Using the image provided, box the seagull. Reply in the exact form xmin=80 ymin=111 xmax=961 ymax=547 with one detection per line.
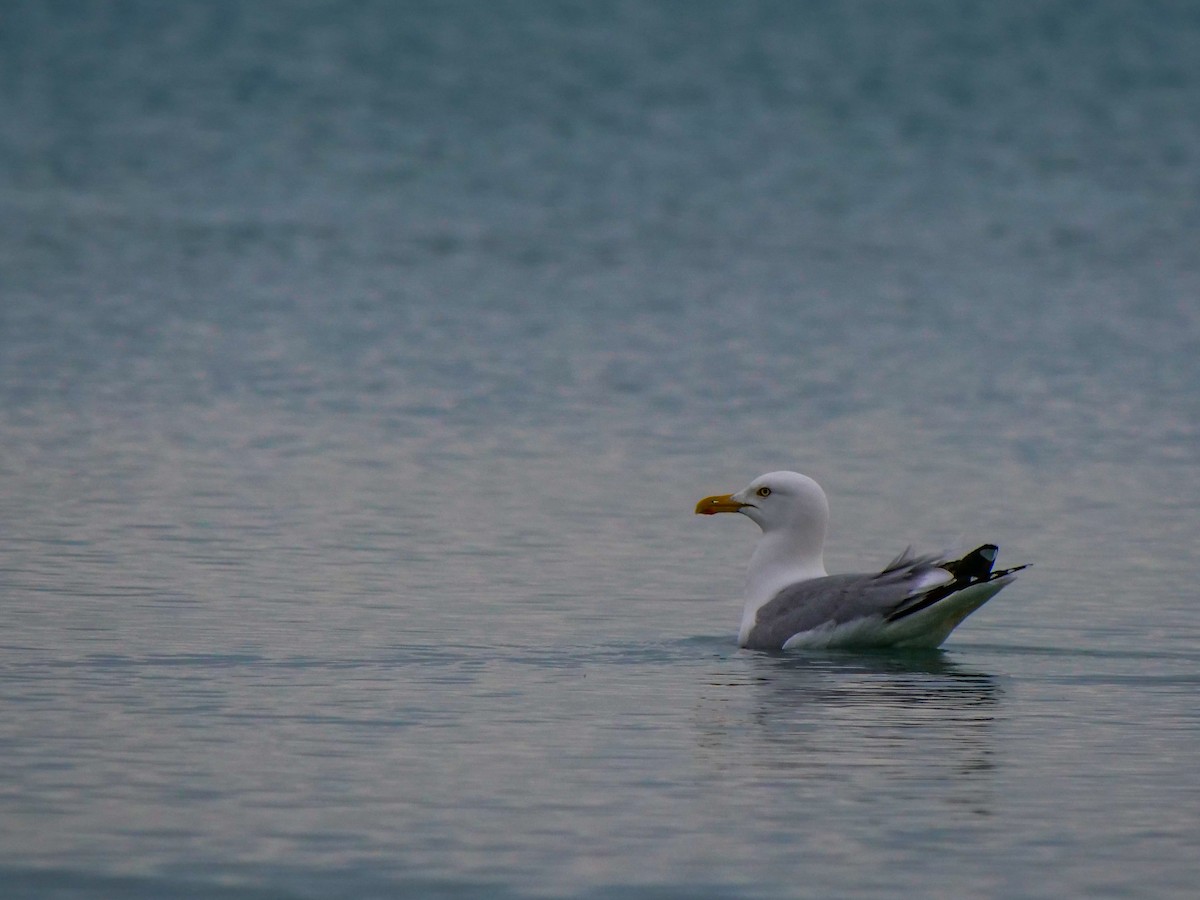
xmin=695 ymin=471 xmax=1026 ymax=650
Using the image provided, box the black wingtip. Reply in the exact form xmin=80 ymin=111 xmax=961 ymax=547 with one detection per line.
xmin=994 ymin=563 xmax=1030 ymax=578
xmin=940 ymin=544 xmax=1000 ymax=583
xmin=884 ymin=547 xmax=1026 ymax=624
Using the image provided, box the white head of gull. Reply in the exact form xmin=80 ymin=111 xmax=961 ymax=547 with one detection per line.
xmin=696 ymin=470 xmax=1026 ymax=651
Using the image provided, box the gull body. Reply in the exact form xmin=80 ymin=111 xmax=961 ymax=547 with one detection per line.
xmin=696 ymin=471 xmax=1026 ymax=651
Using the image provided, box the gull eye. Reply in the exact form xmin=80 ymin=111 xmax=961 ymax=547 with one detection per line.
xmin=756 ymin=486 xmax=771 ymax=498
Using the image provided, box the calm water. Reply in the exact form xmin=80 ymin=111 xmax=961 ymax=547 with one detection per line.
xmin=3 ymin=2 xmax=1199 ymax=897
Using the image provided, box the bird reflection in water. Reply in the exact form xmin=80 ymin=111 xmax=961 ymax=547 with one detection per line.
xmin=693 ymin=650 xmax=1001 ymax=817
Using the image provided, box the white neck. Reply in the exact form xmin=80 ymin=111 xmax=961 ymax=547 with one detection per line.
xmin=737 ymin=531 xmax=827 ymax=643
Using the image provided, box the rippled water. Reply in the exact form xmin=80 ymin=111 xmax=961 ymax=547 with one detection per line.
xmin=2 ymin=2 xmax=1199 ymax=897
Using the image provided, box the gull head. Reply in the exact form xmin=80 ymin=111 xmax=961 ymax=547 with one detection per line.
xmin=695 ymin=469 xmax=832 ymax=589
xmin=696 ymin=470 xmax=829 ymax=534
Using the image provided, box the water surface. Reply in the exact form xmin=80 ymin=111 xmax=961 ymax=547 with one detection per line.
xmin=2 ymin=2 xmax=1199 ymax=897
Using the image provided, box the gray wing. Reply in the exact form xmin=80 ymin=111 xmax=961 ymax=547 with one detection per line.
xmin=744 ymin=554 xmax=951 ymax=651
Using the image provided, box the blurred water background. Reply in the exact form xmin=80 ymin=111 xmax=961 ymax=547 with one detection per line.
xmin=2 ymin=2 xmax=1199 ymax=897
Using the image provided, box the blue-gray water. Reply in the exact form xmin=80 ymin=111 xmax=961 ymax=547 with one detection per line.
xmin=3 ymin=2 xmax=1199 ymax=897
